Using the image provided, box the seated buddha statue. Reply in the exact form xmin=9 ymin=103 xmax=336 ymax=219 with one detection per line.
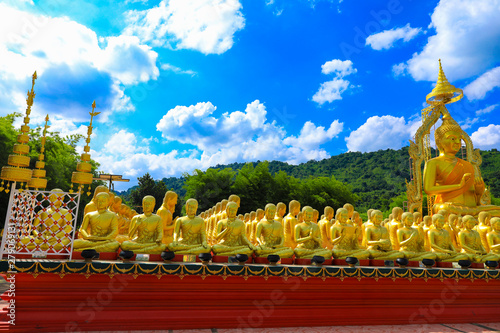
xmin=386 ymin=207 xmax=403 ymax=250
xmin=121 ymin=196 xmax=166 ymax=254
xmin=397 ymin=212 xmax=436 ymax=261
xmin=246 ymin=211 xmax=256 ymax=239
xmin=361 ymin=208 xmax=374 ymax=248
xmin=20 ymin=189 xmax=73 ymax=251
xmin=352 ymin=211 xmax=364 ymax=244
xmin=330 ymin=208 xmax=370 ymax=259
xmin=423 ymin=114 xmax=500 ymax=217
xmin=283 ymin=200 xmax=300 ymax=249
xmin=73 ymin=192 xmax=120 ymax=252
xmin=458 ymin=215 xmax=498 ymax=263
xmin=422 ymin=215 xmax=433 ymax=251
xmin=312 ymin=209 xmax=319 ymax=224
xmin=365 ymin=210 xmax=404 ymax=260
xmin=343 ymin=203 xmax=354 ymax=225
xmin=254 ymin=203 xmax=293 ymax=258
xmin=294 ymin=206 xmax=332 ymax=259
xmin=168 ymin=198 xmax=211 ymax=255
xmin=318 ymin=206 xmax=334 ymax=250
xmin=156 ymin=191 xmax=177 ymax=245
xmin=250 ymin=208 xmax=265 ymax=245
xmin=212 ymin=202 xmax=256 ymax=255
xmin=84 ymin=185 xmax=109 ymax=216
xmin=475 ymin=211 xmax=492 ymax=252
xmin=274 ymin=202 xmax=286 ymax=225
xmin=110 ymin=196 xmax=122 ymax=214
xmin=208 ymin=202 xmax=221 ymax=245
xmin=486 ymin=217 xmax=500 ymax=260
xmin=429 ymin=214 xmax=468 ymax=262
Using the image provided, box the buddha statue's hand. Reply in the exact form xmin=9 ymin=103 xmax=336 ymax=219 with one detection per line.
xmin=459 ymin=173 xmax=472 ymax=188
xmin=202 ymin=241 xmax=208 ymax=248
xmin=474 ymin=177 xmax=485 ymax=194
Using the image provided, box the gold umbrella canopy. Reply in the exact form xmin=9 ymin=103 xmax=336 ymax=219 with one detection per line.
xmin=426 ymin=59 xmax=463 ymax=105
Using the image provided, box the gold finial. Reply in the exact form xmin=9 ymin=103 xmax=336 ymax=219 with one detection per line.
xmin=71 ymin=101 xmax=98 ymax=195
xmin=426 ymin=59 xmax=463 ymax=105
xmin=28 ymin=114 xmax=50 ymax=189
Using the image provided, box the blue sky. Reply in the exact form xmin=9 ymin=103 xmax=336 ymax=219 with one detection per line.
xmin=0 ymin=0 xmax=499 ymax=190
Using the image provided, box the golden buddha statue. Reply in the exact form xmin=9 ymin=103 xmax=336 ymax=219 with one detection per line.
xmin=397 ymin=212 xmax=437 ymax=261
xmin=168 ymin=198 xmax=211 ymax=255
xmin=365 ymin=210 xmax=404 ymax=260
xmin=297 ymin=211 xmax=304 ymax=223
xmin=212 ymin=202 xmax=256 ymax=255
xmin=20 ymin=189 xmax=73 ymax=251
xmin=318 ymin=206 xmax=334 ymax=250
xmin=254 ymin=203 xmax=294 ymax=258
xmin=458 ymin=215 xmax=498 ymax=263
xmin=422 ymin=215 xmax=433 ymax=251
xmin=330 ymin=208 xmax=370 ymax=259
xmin=73 ymin=192 xmax=120 ymax=252
xmin=429 ymin=214 xmax=468 ymax=262
xmin=312 ymin=209 xmax=319 ymax=224
xmin=246 ymin=211 xmax=256 ymax=239
xmin=250 ymin=208 xmax=264 ymax=245
xmin=110 ymin=196 xmax=122 ymax=214
xmin=218 ymin=199 xmax=229 ymax=221
xmin=121 ymin=196 xmax=166 ymax=254
xmin=486 ymin=218 xmax=500 ymax=259
xmin=283 ymin=200 xmax=300 ymax=248
xmin=352 ymin=211 xmax=364 ymax=244
xmin=294 ymin=206 xmax=332 ymax=259
xmin=386 ymin=207 xmax=403 ymax=250
xmin=209 ymin=202 xmax=222 ymax=244
xmin=228 ymin=194 xmax=241 ymax=208
xmin=275 ymin=202 xmax=286 ymax=225
xmin=84 ymin=185 xmax=109 ymax=216
xmin=107 ymin=192 xmax=115 ymax=209
xmin=361 ymin=208 xmax=374 ymax=248
xmin=475 ymin=211 xmax=492 ymax=252
xmin=343 ymin=203 xmax=354 ymax=225
xmin=157 ymin=191 xmax=177 ymax=245
xmin=116 ymin=203 xmax=131 ymax=239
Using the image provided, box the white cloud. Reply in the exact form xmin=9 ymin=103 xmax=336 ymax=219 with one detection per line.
xmin=345 ymin=115 xmax=420 ymax=152
xmin=470 ymin=124 xmax=500 ymax=150
xmin=0 ymin=3 xmax=158 ymax=125
xmin=124 ymin=0 xmax=245 ymax=55
xmin=395 ymin=0 xmax=500 ymax=81
xmin=161 ymin=63 xmax=197 ymax=76
xmin=464 ymin=67 xmax=500 ymax=101
xmin=366 ymin=24 xmax=422 ymax=51
xmin=475 ymin=104 xmax=498 ymax=116
xmin=313 ymin=59 xmax=357 ymax=105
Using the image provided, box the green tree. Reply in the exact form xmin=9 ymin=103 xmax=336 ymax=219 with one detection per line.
xmin=129 ymin=173 xmax=168 ymax=213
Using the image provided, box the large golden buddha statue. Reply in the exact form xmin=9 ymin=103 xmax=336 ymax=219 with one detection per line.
xmin=73 ymin=192 xmax=120 ymax=252
xmin=168 ymin=199 xmax=211 ymax=255
xmin=121 ymin=196 xmax=166 ymax=254
xmin=408 ymin=60 xmax=500 ymax=217
xmin=254 ymin=203 xmax=293 ymax=258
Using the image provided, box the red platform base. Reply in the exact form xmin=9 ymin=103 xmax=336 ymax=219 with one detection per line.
xmin=72 ymin=252 xmax=118 ymax=260
xmin=212 ymin=255 xmax=253 ymax=264
xmin=437 ymin=262 xmax=454 ymax=268
xmin=295 ymin=258 xmax=332 ymax=265
xmin=253 ymin=257 xmax=294 ymax=265
xmin=370 ymin=259 xmax=393 ymax=266
xmin=332 ymin=259 xmax=370 ymax=266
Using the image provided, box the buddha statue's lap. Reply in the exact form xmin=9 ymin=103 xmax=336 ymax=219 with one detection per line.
xmin=73 ymin=192 xmax=120 ymax=252
xmin=331 ymin=208 xmax=370 ymax=259
xmin=294 ymin=206 xmax=331 ymax=259
xmin=212 ymin=202 xmax=256 ymax=256
xmin=168 ymin=198 xmax=211 ymax=255
xmin=254 ymin=204 xmax=293 ymax=258
xmin=121 ymin=195 xmax=166 ymax=254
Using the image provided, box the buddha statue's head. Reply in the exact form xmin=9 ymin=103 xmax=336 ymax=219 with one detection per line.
xmin=92 ymin=185 xmax=109 ymax=201
xmin=49 ymin=188 xmax=64 ymax=208
xmin=276 ymin=202 xmax=286 ymax=217
xmin=112 ymin=196 xmax=122 ymax=211
xmin=244 ymin=213 xmax=250 ymax=222
xmin=336 ymin=208 xmax=348 ymax=223
xmin=392 ymin=207 xmax=403 ymax=220
xmin=437 ymin=209 xmax=450 ymax=222
xmin=423 ymin=215 xmax=432 ymax=226
xmin=312 ymin=209 xmax=319 ymax=223
xmin=120 ymin=203 xmax=128 ymax=216
xmin=343 ymin=203 xmax=354 ymax=218
xmin=491 ymin=217 xmax=500 ymax=232
xmin=221 ymin=199 xmax=228 ymax=210
xmin=462 ymin=215 xmax=477 ymax=230
xmin=163 ymin=191 xmax=177 ymax=209
xmin=142 ymin=195 xmax=156 ymax=215
xmin=449 ymin=214 xmax=458 ymax=227
xmin=256 ymin=208 xmax=264 ymax=220
xmin=228 ymin=194 xmax=240 ymax=208
xmin=402 ymin=212 xmax=413 ymax=227
xmin=265 ymin=203 xmax=276 ymax=220
xmin=413 ymin=211 xmax=422 ymax=224
xmin=185 ymin=198 xmax=198 ymax=218
xmin=297 ymin=212 xmax=304 ymax=223
xmin=478 ymin=211 xmax=491 ymax=225
xmin=289 ymin=200 xmax=300 ymax=216
xmin=324 ymin=206 xmax=334 ymax=221
xmin=130 ymin=210 xmax=138 ymax=219
xmin=226 ymin=201 xmax=238 ymax=219
xmin=367 ymin=209 xmax=373 ymax=220
xmin=371 ymin=210 xmax=383 ymax=225
xmin=432 ymin=214 xmax=445 ymax=230
xmin=302 ymin=206 xmax=313 ymax=223
xmin=435 ymin=114 xmax=464 ymax=155
xmin=95 ymin=192 xmax=110 ymax=212
xmin=353 ymin=211 xmax=360 ymax=224
xmin=238 ymin=214 xmax=244 ymax=220
xmin=250 ymin=211 xmax=256 ymax=221
xmin=215 ymin=202 xmax=222 ymax=214
xmin=107 ymin=192 xmax=115 ymax=208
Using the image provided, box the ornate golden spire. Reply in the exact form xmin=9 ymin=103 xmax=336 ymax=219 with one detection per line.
xmin=426 ymin=59 xmax=463 ymax=105
xmin=28 ymin=115 xmax=49 ymax=190
xmin=0 ymin=72 xmax=37 ymax=193
xmin=71 ymin=101 xmax=99 ymax=195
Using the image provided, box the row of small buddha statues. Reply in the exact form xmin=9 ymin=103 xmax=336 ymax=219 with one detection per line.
xmin=63 ymin=185 xmax=500 ymax=264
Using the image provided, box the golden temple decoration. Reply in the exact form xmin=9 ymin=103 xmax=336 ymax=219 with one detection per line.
xmin=71 ymin=101 xmax=99 ymax=195
xmin=28 ymin=115 xmax=49 ymax=190
xmin=0 ymin=71 xmax=37 ymax=193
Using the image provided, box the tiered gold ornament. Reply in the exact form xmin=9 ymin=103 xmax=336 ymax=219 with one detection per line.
xmin=425 ymin=59 xmax=463 ymax=105
xmin=28 ymin=115 xmax=50 ymax=190
xmin=71 ymin=101 xmax=99 ymax=195
xmin=0 ymin=72 xmax=37 ymax=193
